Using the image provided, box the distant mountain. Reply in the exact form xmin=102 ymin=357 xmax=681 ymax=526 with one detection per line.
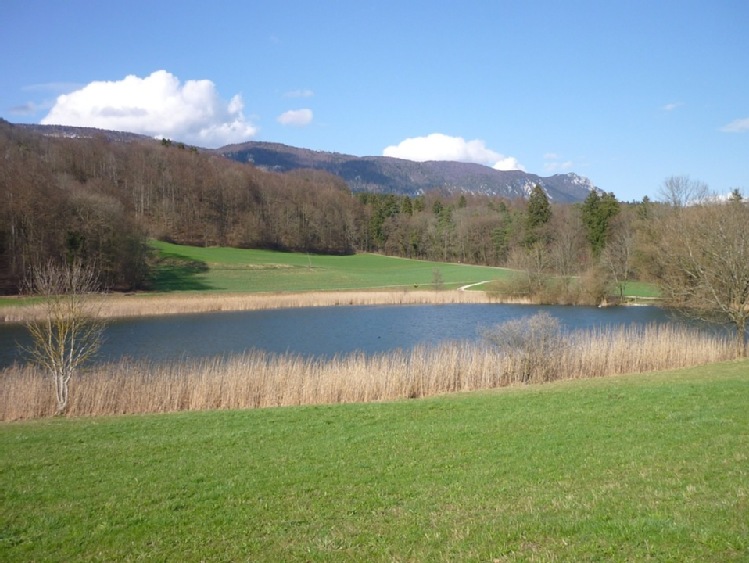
xmin=215 ymin=141 xmax=599 ymax=202
xmin=16 ymin=123 xmax=154 ymax=144
xmin=14 ymin=123 xmax=598 ymax=202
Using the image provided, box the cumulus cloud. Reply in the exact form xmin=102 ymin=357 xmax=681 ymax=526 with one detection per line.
xmin=277 ymin=108 xmax=313 ymax=127
xmin=492 ymin=156 xmax=526 ymax=171
xmin=382 ymin=133 xmax=525 ymax=171
xmin=720 ymin=117 xmax=749 ymax=133
xmin=40 ymin=70 xmax=257 ymax=147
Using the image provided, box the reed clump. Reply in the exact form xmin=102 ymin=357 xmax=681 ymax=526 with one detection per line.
xmin=0 ymin=323 xmax=736 ymax=421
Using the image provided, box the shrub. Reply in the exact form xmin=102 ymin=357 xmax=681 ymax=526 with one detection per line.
xmin=480 ymin=311 xmax=567 ymax=382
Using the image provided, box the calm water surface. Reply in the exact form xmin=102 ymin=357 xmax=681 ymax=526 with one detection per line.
xmin=0 ymin=303 xmax=713 ymax=368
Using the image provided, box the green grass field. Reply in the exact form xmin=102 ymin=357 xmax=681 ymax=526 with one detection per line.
xmin=622 ymin=280 xmax=661 ymax=298
xmin=2 ymin=360 xmax=746 ymax=561
xmin=0 ymin=242 xmax=659 ymax=306
xmin=148 ymin=240 xmax=515 ymax=292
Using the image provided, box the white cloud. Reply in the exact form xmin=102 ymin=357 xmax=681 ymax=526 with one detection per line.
xmin=720 ymin=117 xmax=749 ymax=133
xmin=382 ymin=133 xmax=525 ymax=171
xmin=277 ymin=108 xmax=313 ymax=126
xmin=662 ymin=102 xmax=683 ymax=111
xmin=493 ymin=157 xmax=526 ymax=171
xmin=40 ymin=70 xmax=257 ymax=148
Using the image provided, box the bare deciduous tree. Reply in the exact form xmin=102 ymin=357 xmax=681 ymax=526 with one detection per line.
xmin=644 ymin=195 xmax=749 ymax=357
xmin=601 ymin=211 xmax=636 ymax=300
xmin=659 ymin=175 xmax=709 ymax=208
xmin=23 ymin=260 xmax=106 ymax=415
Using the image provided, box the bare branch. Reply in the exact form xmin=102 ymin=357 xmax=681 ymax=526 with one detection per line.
xmin=658 ymin=175 xmax=709 ymax=208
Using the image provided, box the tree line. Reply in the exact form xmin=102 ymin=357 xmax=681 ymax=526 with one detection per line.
xmin=2 ymin=119 xmax=747 ymax=356
xmin=1 ymin=121 xmax=357 ymax=292
xmin=4 ymin=120 xmax=622 ymax=292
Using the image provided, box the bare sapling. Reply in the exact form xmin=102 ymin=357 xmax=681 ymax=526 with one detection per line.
xmin=22 ymin=259 xmax=106 ymax=415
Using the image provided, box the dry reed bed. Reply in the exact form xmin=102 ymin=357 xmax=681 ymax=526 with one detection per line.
xmin=1 ymin=290 xmax=521 ymax=323
xmin=0 ymin=324 xmax=735 ymax=420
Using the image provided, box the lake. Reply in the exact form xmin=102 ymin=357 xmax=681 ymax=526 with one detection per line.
xmin=0 ymin=303 xmax=720 ymax=368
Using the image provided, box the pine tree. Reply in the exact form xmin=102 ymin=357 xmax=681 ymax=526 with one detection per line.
xmin=525 ymin=184 xmax=552 ymax=246
xmin=581 ymin=190 xmax=619 ymax=256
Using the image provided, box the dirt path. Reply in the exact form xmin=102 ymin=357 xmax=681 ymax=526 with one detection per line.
xmin=458 ymin=281 xmax=490 ymax=291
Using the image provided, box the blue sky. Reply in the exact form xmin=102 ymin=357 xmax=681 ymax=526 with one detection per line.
xmin=2 ymin=0 xmax=747 ymax=201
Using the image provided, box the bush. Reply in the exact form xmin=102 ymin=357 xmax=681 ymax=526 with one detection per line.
xmin=579 ymin=264 xmax=613 ymax=306
xmin=480 ymin=311 xmax=568 ymax=382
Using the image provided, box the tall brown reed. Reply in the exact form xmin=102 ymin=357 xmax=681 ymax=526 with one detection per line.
xmin=1 ymin=290 xmax=520 ymax=323
xmin=0 ymin=324 xmax=736 ymax=421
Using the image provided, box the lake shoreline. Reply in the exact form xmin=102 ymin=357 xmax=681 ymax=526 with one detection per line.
xmin=1 ymin=289 xmax=536 ymax=323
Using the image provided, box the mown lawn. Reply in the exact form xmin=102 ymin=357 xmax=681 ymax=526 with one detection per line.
xmin=2 ymin=360 xmax=747 ymax=561
xmin=148 ymin=240 xmax=515 ymax=292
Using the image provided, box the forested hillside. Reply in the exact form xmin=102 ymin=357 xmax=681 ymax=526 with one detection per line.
xmin=0 ymin=121 xmax=357 ymax=292
xmin=1 ymin=120 xmax=637 ymax=296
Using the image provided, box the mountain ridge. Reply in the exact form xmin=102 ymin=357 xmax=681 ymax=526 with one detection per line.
xmin=14 ymin=123 xmax=598 ymax=202
xmin=215 ymin=141 xmax=598 ymax=202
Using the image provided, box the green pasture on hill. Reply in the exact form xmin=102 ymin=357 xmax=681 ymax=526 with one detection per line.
xmin=0 ymin=241 xmax=660 ymax=306
xmin=148 ymin=241 xmax=662 ymax=297
xmin=2 ymin=360 xmax=747 ymax=561
xmin=148 ymin=240 xmax=515 ymax=292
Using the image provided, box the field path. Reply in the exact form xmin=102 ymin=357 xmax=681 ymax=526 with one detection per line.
xmin=458 ymin=281 xmax=490 ymax=291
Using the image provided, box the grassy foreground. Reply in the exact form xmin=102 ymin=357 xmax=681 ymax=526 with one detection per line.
xmin=2 ymin=361 xmax=747 ymax=561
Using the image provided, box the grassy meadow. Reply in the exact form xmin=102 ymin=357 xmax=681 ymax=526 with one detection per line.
xmin=0 ymin=241 xmax=519 ymax=320
xmin=0 ymin=240 xmax=661 ymax=320
xmin=147 ymin=240 xmax=515 ymax=293
xmin=2 ymin=360 xmax=747 ymax=561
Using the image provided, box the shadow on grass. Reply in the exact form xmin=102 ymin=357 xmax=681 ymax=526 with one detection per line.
xmin=147 ymin=254 xmax=213 ymax=291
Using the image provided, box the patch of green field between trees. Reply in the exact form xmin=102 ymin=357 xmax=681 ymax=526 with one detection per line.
xmin=1 ymin=360 xmax=747 ymax=561
xmin=0 ymin=241 xmax=660 ymax=306
xmin=147 ymin=241 xmax=661 ymax=298
xmin=147 ymin=240 xmax=516 ymax=292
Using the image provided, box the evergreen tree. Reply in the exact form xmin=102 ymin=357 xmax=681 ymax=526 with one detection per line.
xmin=525 ymin=184 xmax=552 ymax=246
xmin=581 ymin=190 xmax=620 ymax=256
xmin=401 ymin=195 xmax=413 ymax=216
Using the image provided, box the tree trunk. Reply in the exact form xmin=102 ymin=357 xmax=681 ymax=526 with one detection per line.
xmin=737 ymin=320 xmax=747 ymax=358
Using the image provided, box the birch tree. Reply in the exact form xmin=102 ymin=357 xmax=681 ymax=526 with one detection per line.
xmin=23 ymin=260 xmax=105 ymax=415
